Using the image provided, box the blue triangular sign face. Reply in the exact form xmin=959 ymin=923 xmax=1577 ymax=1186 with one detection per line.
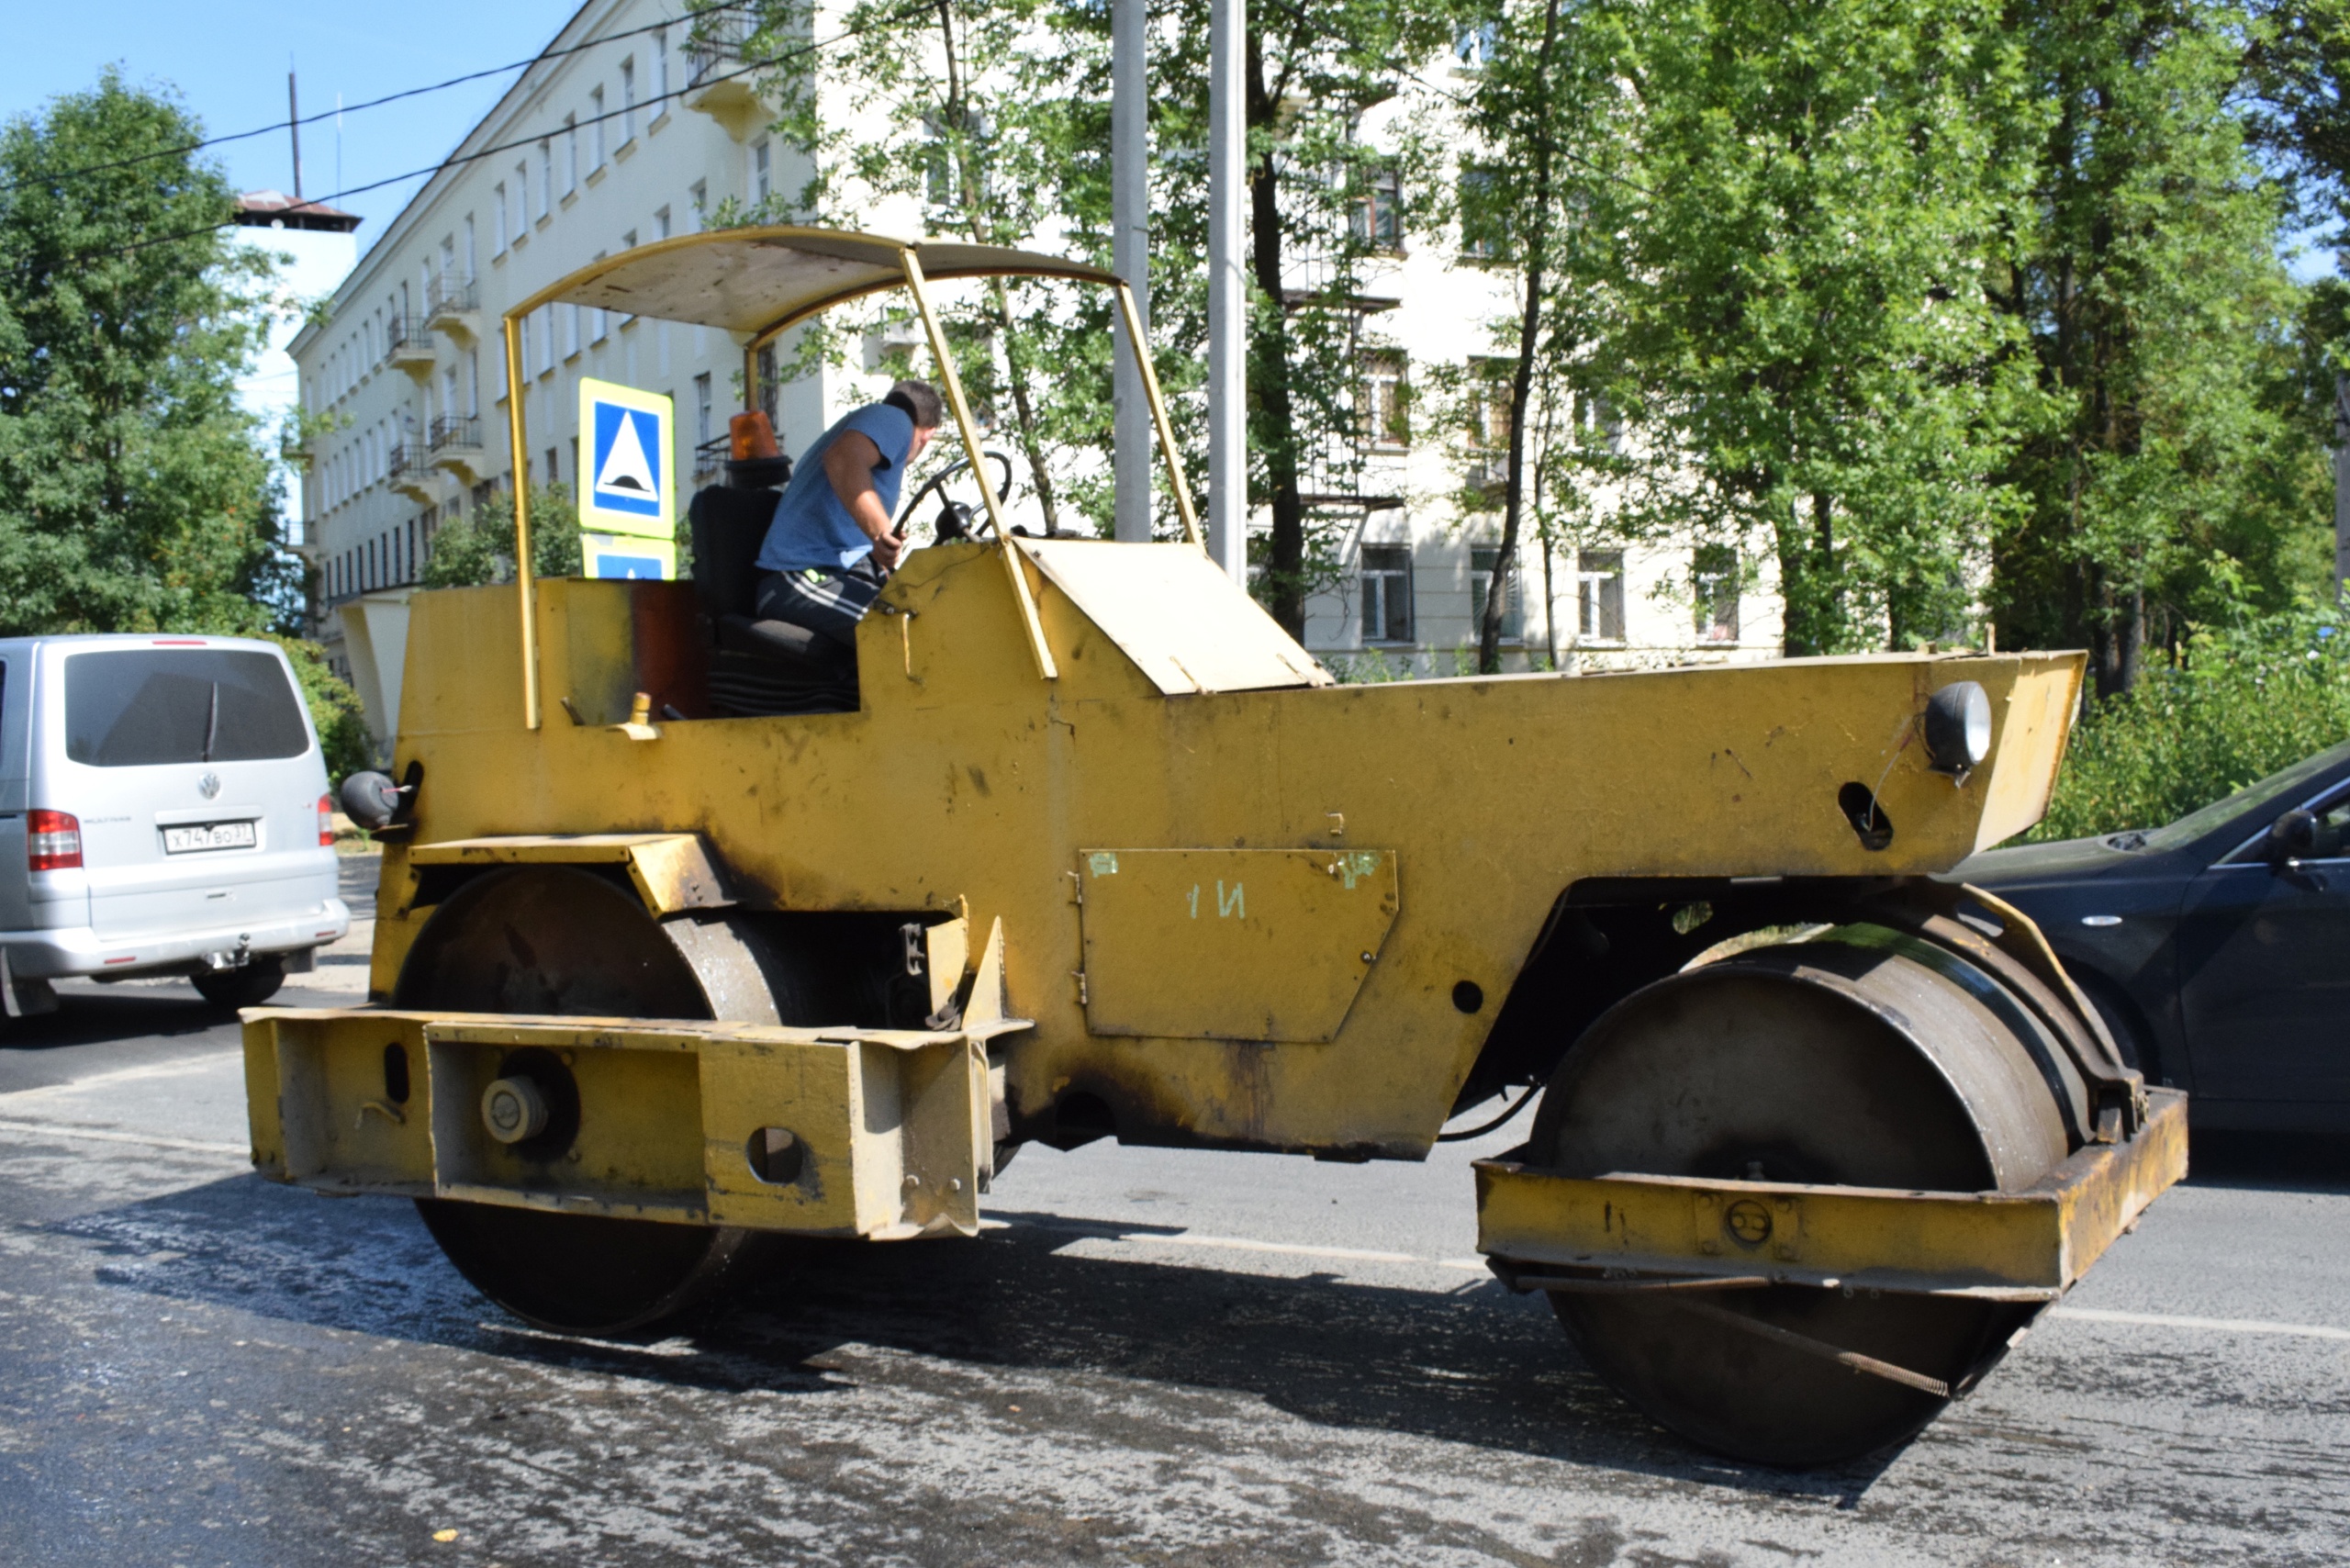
xmin=591 ymin=403 xmax=663 ymax=517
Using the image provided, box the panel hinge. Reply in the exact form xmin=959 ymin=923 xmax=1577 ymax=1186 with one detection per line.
xmin=1072 ymin=969 xmax=1089 ymax=1005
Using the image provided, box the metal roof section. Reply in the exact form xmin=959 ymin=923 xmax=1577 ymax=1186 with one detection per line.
xmin=235 ymin=191 xmax=363 ymax=233
xmin=514 ymin=227 xmax=1122 ymax=342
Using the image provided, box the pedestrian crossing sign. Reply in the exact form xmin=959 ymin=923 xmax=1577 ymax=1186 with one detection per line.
xmin=578 ymin=377 xmax=675 ymax=545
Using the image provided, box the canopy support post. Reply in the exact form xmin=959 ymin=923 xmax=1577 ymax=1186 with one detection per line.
xmin=898 ymin=248 xmax=1058 ymax=681
xmin=503 ymin=313 xmax=540 ymax=731
xmin=1113 ymin=282 xmax=1203 ymax=550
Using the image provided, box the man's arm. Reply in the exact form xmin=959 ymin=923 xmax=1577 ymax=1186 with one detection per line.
xmin=822 ymin=431 xmax=903 ymax=570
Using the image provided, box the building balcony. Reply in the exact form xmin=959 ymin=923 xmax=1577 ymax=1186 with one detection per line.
xmin=385 ymin=315 xmax=436 ymax=377
xmin=428 ymin=416 xmax=485 ymax=483
xmin=684 ymin=6 xmax=766 ymax=141
xmin=387 ymin=441 xmax=437 ymax=502
xmin=423 ymin=276 xmax=480 ymax=340
xmin=692 ymin=435 xmax=729 ymax=488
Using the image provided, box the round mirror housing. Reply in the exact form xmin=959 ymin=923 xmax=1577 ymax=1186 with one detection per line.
xmin=1923 ymin=682 xmax=1993 ymax=779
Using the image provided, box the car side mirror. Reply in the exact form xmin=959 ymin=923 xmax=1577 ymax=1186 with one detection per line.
xmin=2264 ymin=808 xmax=2317 ymax=867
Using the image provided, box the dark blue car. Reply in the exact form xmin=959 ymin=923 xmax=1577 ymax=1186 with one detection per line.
xmin=1955 ymin=739 xmax=2350 ymax=1135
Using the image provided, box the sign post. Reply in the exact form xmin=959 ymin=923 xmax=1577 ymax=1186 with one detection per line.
xmin=577 ymin=377 xmax=677 ymax=579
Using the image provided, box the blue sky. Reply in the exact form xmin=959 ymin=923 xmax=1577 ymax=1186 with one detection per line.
xmin=3 ymin=2 xmax=593 ymax=253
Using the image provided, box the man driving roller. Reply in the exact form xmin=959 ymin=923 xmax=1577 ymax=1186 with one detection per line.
xmin=753 ymin=378 xmax=944 ymax=649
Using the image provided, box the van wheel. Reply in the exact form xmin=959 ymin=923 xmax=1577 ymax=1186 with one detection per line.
xmin=193 ymin=958 xmax=286 ymax=1009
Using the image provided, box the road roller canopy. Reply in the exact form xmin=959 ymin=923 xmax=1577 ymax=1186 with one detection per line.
xmin=502 ymin=228 xmax=1123 ymax=344
xmin=489 ymin=225 xmax=1248 ymax=725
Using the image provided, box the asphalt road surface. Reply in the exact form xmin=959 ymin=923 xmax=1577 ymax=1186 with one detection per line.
xmin=2 ymin=859 xmax=2346 ymax=1566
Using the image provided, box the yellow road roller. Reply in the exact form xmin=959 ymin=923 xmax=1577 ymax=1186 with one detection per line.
xmin=244 ymin=228 xmax=2185 ymax=1466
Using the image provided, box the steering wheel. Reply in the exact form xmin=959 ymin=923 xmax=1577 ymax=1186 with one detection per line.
xmin=895 ymin=449 xmax=1017 ymax=543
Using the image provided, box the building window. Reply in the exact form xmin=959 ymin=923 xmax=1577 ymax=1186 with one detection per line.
xmin=518 ymin=310 xmax=532 ymax=375
xmin=619 ymin=230 xmax=639 ymax=325
xmin=1459 ymin=163 xmax=1506 ymax=261
xmin=1577 ymin=550 xmax=1626 ymax=643
xmin=621 ymin=59 xmax=637 ymax=142
xmin=512 ymin=162 xmax=530 ymax=238
xmin=1695 ymin=545 xmax=1740 ymax=643
xmin=591 ymin=87 xmax=607 ymax=168
xmin=1467 ymin=357 xmax=1511 ymax=487
xmin=755 ymin=342 xmax=779 ymax=429
xmin=564 ymin=116 xmax=578 ymax=194
xmin=547 ymin=446 xmax=561 ymax=485
xmin=493 ymin=185 xmax=508 ymax=253
xmin=1360 ymin=352 xmax=1407 ymax=449
xmin=564 ymin=300 xmax=581 ymax=358
xmin=1350 ymin=162 xmax=1404 ymax=253
xmin=654 ymin=206 xmax=671 ymax=242
xmin=1472 ymin=545 xmax=1524 ymax=642
xmin=653 ymin=28 xmax=669 ymax=102
xmin=752 ymin=138 xmax=771 ymax=203
xmin=539 ymin=140 xmax=554 ymax=218
xmin=1360 ymin=543 xmax=1413 ymax=644
xmin=694 ymin=373 xmax=713 ymax=444
xmin=688 ymin=180 xmax=707 ymax=229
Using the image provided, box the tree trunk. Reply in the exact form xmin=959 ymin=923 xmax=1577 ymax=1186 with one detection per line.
xmin=1480 ymin=0 xmax=1563 ymax=676
xmin=1245 ymin=30 xmax=1306 ymax=635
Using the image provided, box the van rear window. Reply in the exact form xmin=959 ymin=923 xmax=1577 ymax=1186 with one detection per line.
xmin=65 ymin=649 xmax=310 ymax=767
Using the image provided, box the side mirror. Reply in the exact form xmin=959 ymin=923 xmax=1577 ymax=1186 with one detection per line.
xmin=2264 ymin=808 xmax=2317 ymax=867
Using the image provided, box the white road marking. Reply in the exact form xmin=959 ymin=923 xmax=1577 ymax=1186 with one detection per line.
xmin=0 ymin=1116 xmax=247 ymax=1156
xmin=0 ymin=1051 xmax=240 ymax=1102
xmin=2049 ymin=1305 xmax=2350 ymax=1343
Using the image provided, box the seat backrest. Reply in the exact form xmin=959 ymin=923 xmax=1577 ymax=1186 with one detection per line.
xmin=688 ymin=485 xmax=781 ymax=622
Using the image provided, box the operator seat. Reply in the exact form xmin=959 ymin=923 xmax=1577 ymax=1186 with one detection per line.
xmin=687 ymin=483 xmax=860 ymax=717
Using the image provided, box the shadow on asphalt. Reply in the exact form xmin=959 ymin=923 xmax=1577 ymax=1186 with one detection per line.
xmin=2182 ymin=1130 xmax=2350 ymax=1192
xmin=0 ymin=987 xmax=236 ymax=1061
xmin=50 ymin=1174 xmax=1906 ymax=1503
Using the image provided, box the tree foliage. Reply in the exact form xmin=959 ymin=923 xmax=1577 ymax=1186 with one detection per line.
xmin=1992 ymin=0 xmax=2327 ymax=696
xmin=418 ymin=483 xmax=583 ymax=588
xmin=0 ymin=70 xmax=297 ymax=635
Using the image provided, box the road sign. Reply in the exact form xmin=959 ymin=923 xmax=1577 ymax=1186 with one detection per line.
xmin=581 ymin=531 xmax=677 ymax=580
xmin=578 ymin=378 xmax=676 ymax=566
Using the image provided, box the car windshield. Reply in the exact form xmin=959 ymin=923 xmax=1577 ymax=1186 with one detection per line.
xmin=2138 ymin=738 xmax=2350 ymax=852
xmin=65 ymin=648 xmax=310 ymax=767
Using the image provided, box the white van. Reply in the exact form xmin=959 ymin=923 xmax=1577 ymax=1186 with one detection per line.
xmin=0 ymin=634 xmax=350 ymax=1014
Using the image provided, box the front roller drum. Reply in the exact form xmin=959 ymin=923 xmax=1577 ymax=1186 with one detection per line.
xmin=393 ymin=866 xmax=815 ymax=1337
xmin=1524 ymin=930 xmax=2084 ymax=1466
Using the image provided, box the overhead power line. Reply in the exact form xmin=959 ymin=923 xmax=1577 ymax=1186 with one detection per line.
xmin=47 ymin=9 xmax=925 ymax=272
xmin=1 ymin=7 xmax=716 ymax=197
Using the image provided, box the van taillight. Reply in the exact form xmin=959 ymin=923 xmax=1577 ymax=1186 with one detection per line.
xmin=317 ymin=793 xmax=335 ymax=846
xmin=28 ymin=810 xmax=82 ymax=871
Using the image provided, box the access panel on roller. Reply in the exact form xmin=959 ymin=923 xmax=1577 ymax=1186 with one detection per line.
xmin=1076 ymin=848 xmax=1400 ymax=1042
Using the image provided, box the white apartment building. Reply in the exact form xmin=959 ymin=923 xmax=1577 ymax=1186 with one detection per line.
xmin=293 ymin=1 xmax=1779 ymax=748
xmin=290 ymin=0 xmax=829 ymax=743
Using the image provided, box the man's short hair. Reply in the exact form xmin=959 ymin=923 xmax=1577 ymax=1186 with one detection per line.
xmin=882 ymin=379 xmax=945 ymax=430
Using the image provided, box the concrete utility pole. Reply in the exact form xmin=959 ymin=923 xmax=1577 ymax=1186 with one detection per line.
xmin=1206 ymin=0 xmax=1247 ymax=580
xmin=1112 ymin=0 xmax=1152 ymax=543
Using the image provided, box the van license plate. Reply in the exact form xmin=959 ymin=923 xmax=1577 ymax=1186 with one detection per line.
xmin=163 ymin=822 xmax=257 ymax=854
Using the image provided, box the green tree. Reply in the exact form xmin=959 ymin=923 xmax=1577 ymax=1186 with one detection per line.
xmin=733 ymin=0 xmax=1125 ymax=536
xmin=1992 ymin=0 xmax=2331 ymax=694
xmin=419 ymin=483 xmax=583 ymax=588
xmin=1576 ymin=0 xmax=2044 ymax=655
xmin=0 ymin=70 xmax=297 ymax=635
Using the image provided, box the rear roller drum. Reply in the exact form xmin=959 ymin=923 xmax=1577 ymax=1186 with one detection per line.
xmin=395 ymin=866 xmax=814 ymax=1337
xmin=1530 ymin=930 xmax=2071 ymax=1466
